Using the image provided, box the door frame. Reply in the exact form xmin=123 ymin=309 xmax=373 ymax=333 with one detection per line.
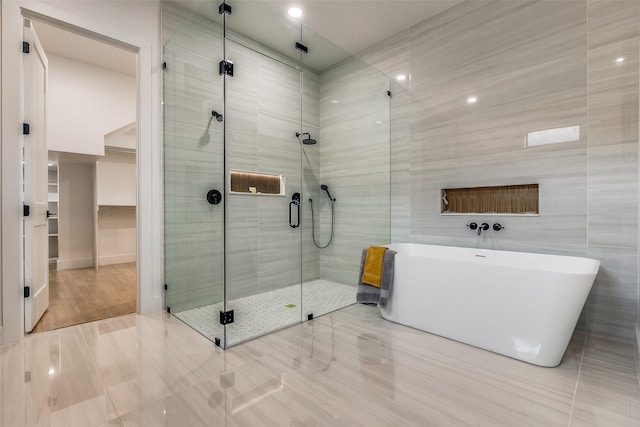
xmin=1 ymin=2 xmax=163 ymax=345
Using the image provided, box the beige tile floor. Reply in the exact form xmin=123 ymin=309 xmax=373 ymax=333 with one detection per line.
xmin=1 ymin=304 xmax=639 ymax=426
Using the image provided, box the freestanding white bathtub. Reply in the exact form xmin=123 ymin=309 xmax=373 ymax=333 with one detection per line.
xmin=380 ymin=243 xmax=600 ymax=367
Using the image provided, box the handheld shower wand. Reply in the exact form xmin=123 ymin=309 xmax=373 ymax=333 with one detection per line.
xmin=320 ymin=184 xmax=335 ymax=201
xmin=309 ymin=184 xmax=336 ymax=248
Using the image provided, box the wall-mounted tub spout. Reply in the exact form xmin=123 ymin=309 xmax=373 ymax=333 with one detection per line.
xmin=478 ymin=223 xmax=489 ymax=236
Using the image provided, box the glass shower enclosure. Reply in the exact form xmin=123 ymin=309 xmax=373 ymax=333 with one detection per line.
xmin=163 ymin=0 xmax=391 ymax=348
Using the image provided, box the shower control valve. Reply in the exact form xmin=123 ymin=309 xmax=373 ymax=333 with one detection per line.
xmin=467 ymin=222 xmax=478 ymax=230
xmin=207 ymin=189 xmax=222 ymax=205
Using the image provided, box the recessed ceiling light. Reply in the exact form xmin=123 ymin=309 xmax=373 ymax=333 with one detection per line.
xmin=375 ymin=120 xmax=383 ymax=124
xmin=330 ymin=99 xmax=339 ymax=104
xmin=467 ymin=96 xmax=478 ymax=104
xmin=616 ymin=57 xmax=625 ymax=63
xmin=396 ymin=74 xmax=406 ymax=81
xmin=288 ymin=7 xmax=303 ymax=18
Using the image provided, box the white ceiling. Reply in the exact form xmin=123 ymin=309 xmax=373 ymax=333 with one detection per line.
xmin=261 ymin=0 xmax=462 ymax=56
xmin=32 ymin=1 xmax=462 ymax=77
xmin=32 ymin=20 xmax=137 ymax=77
xmin=182 ymin=0 xmax=462 ymax=71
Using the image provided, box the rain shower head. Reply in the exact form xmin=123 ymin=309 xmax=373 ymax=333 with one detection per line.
xmin=295 ymin=132 xmax=317 ymax=145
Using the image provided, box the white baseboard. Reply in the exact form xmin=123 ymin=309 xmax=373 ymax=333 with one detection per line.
xmin=99 ymin=253 xmax=136 ymax=266
xmin=57 ymin=258 xmax=94 ymax=270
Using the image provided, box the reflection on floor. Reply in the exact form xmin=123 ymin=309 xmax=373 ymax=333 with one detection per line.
xmin=2 ymin=304 xmax=639 ymax=426
xmin=176 ymin=279 xmax=356 ymax=346
xmin=32 ymin=263 xmax=137 ymax=333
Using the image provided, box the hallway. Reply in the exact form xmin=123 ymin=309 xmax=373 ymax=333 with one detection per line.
xmin=32 ymin=263 xmax=136 ymax=333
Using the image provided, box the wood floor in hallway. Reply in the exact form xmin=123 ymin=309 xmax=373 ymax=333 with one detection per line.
xmin=31 ymin=263 xmax=136 ymax=333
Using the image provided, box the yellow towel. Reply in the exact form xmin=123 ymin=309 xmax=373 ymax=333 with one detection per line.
xmin=361 ymin=246 xmax=387 ymax=288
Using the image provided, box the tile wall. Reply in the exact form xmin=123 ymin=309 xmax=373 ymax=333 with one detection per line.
xmin=162 ymin=1 xmax=393 ymax=317
xmin=317 ymin=58 xmax=392 ymax=285
xmin=358 ymin=0 xmax=639 ymax=341
xmin=163 ymin=4 xmax=319 ymax=310
xmin=163 ymin=6 xmax=225 ymax=313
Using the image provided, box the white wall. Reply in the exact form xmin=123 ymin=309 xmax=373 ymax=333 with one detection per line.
xmin=1 ymin=0 xmax=162 ymax=345
xmin=96 ymin=150 xmax=136 ymax=266
xmin=47 ymin=54 xmax=136 ymax=156
xmin=358 ymin=1 xmax=639 ymax=342
xmin=58 ymin=163 xmax=94 ymax=270
xmin=98 ymin=207 xmax=136 ymax=265
xmin=96 ymin=151 xmax=136 ymax=206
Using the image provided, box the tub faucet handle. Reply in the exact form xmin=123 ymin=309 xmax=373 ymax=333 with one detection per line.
xmin=478 ymin=223 xmax=490 ymax=236
xmin=467 ymin=222 xmax=478 ymax=230
xmin=493 ymin=223 xmax=504 ymax=231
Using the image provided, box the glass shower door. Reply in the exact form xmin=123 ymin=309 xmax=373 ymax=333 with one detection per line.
xmin=163 ymin=3 xmax=226 ymax=345
xmin=223 ymin=37 xmax=303 ymax=346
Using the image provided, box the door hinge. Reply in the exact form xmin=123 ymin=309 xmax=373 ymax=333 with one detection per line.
xmin=218 ymin=2 xmax=232 ymax=15
xmin=387 ymin=90 xmax=392 ymax=98
xmin=23 ymin=204 xmax=30 ymax=217
xmin=24 ymin=286 xmax=30 ymax=298
xmin=23 ymin=123 xmax=30 ymax=135
xmin=219 ymin=310 xmax=234 ymax=325
xmin=166 ymin=306 xmax=171 ymax=313
xmin=162 ymin=62 xmax=167 ymax=70
xmin=22 ymin=41 xmax=30 ymax=54
xmin=164 ymin=283 xmax=168 ymax=290
xmin=295 ymin=42 xmax=308 ymax=54
xmin=219 ymin=60 xmax=234 ymax=77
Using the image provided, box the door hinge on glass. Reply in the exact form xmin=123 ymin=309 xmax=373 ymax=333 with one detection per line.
xmin=219 ymin=60 xmax=234 ymax=77
xmin=295 ymin=42 xmax=308 ymax=54
xmin=23 ymin=123 xmax=30 ymax=135
xmin=24 ymin=286 xmax=30 ymax=298
xmin=219 ymin=310 xmax=234 ymax=325
xmin=218 ymin=2 xmax=232 ymax=15
xmin=23 ymin=204 xmax=30 ymax=217
xmin=22 ymin=41 xmax=30 ymax=54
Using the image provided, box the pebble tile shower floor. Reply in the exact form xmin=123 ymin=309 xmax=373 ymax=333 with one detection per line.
xmin=175 ymin=279 xmax=356 ymax=345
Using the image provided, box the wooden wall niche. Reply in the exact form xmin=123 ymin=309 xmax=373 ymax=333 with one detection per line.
xmin=230 ymin=170 xmax=284 ymax=195
xmin=441 ymin=184 xmax=539 ymax=215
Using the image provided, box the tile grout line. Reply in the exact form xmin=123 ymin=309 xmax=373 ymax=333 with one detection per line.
xmin=77 ymin=323 xmax=124 ymax=426
xmin=566 ymin=333 xmax=587 ymax=427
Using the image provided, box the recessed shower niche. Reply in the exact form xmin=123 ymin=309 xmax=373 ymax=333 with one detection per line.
xmin=441 ymin=184 xmax=539 ymax=215
xmin=229 ymin=170 xmax=284 ymax=195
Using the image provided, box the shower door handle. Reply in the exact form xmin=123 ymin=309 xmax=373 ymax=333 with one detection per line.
xmin=289 ymin=192 xmax=300 ymax=228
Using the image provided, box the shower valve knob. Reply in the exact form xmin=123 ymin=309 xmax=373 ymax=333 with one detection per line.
xmin=493 ymin=223 xmax=504 ymax=231
xmin=467 ymin=222 xmax=478 ymax=230
xmin=206 ymin=189 xmax=222 ymax=205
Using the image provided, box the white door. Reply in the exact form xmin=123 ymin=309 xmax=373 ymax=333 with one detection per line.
xmin=23 ymin=19 xmax=49 ymax=332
